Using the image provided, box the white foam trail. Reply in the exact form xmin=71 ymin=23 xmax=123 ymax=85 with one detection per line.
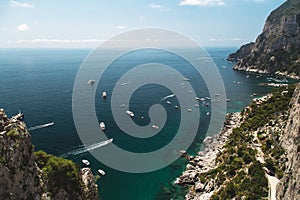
xmin=161 ymin=94 xmax=175 ymax=101
xmin=28 ymin=122 xmax=54 ymax=131
xmin=61 ymin=138 xmax=113 ymax=157
xmin=120 ymin=82 xmax=130 ymax=86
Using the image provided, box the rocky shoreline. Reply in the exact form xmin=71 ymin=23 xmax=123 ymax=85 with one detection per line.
xmin=175 ymin=112 xmax=241 ymax=200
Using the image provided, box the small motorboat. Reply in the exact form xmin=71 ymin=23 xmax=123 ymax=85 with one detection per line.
xmin=187 ymin=109 xmax=192 ymax=112
xmin=82 ymin=159 xmax=90 ymax=166
xmin=183 ymin=77 xmax=190 ymax=81
xmin=166 ymin=101 xmax=171 ymax=105
xmin=174 ymin=106 xmax=179 ymax=109
xmin=99 ymin=122 xmax=105 ymax=131
xmin=126 ymin=110 xmax=134 ymax=117
xmin=98 ymin=169 xmax=106 ymax=176
xmin=102 ymin=91 xmax=107 ymax=98
xmin=88 ymin=80 xmax=95 ymax=85
xmin=152 ymin=125 xmax=159 ymax=129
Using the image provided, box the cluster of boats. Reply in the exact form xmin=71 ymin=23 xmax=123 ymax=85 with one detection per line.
xmin=81 ymin=159 xmax=106 ymax=176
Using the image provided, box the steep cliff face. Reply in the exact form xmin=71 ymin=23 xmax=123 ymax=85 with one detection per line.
xmin=0 ymin=109 xmax=99 ymax=200
xmin=229 ymin=0 xmax=300 ymax=78
xmin=0 ymin=110 xmax=42 ymax=199
xmin=276 ymin=84 xmax=300 ymax=200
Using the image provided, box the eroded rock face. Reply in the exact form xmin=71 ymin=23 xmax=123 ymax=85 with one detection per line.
xmin=0 ymin=109 xmax=99 ymax=200
xmin=0 ymin=109 xmax=42 ymax=200
xmin=229 ymin=0 xmax=300 ymax=78
xmin=276 ymin=84 xmax=300 ymax=200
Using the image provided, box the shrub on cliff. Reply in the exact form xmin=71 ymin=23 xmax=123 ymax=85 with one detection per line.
xmin=34 ymin=150 xmax=83 ymax=195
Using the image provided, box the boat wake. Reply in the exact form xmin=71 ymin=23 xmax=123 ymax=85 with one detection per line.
xmin=61 ymin=138 xmax=113 ymax=158
xmin=28 ymin=122 xmax=54 ymax=131
xmin=161 ymin=94 xmax=175 ymax=101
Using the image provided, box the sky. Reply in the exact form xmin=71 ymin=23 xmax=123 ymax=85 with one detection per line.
xmin=0 ymin=0 xmax=285 ymax=48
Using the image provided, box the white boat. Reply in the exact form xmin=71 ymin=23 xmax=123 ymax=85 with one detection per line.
xmin=152 ymin=125 xmax=159 ymax=129
xmin=206 ymin=112 xmax=210 ymax=116
xmin=99 ymin=122 xmax=105 ymax=131
xmin=183 ymin=77 xmax=190 ymax=81
xmin=205 ymin=97 xmax=211 ymax=100
xmin=98 ymin=169 xmax=106 ymax=176
xmin=166 ymin=101 xmax=171 ymax=105
xmin=195 ymin=104 xmax=199 ymax=107
xmin=174 ymin=106 xmax=179 ymax=109
xmin=102 ymin=91 xmax=107 ymax=98
xmin=195 ymin=97 xmax=200 ymax=101
xmin=187 ymin=109 xmax=192 ymax=112
xmin=82 ymin=159 xmax=90 ymax=166
xmin=88 ymin=80 xmax=95 ymax=85
xmin=126 ymin=110 xmax=134 ymax=117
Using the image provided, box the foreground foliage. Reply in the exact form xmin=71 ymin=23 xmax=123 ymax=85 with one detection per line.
xmin=204 ymin=85 xmax=296 ymax=199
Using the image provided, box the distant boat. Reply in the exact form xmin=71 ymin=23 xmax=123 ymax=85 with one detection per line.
xmin=82 ymin=159 xmax=90 ymax=166
xmin=126 ymin=110 xmax=134 ymax=117
xmin=183 ymin=77 xmax=190 ymax=81
xmin=152 ymin=125 xmax=159 ymax=129
xmin=195 ymin=104 xmax=199 ymax=107
xmin=99 ymin=122 xmax=105 ymax=131
xmin=226 ymin=99 xmax=231 ymax=102
xmin=166 ymin=101 xmax=171 ymax=105
xmin=206 ymin=112 xmax=210 ymax=116
xmin=88 ymin=80 xmax=95 ymax=85
xmin=187 ymin=109 xmax=192 ymax=112
xmin=174 ymin=106 xmax=179 ymax=109
xmin=205 ymin=97 xmax=211 ymax=100
xmin=102 ymin=91 xmax=107 ymax=98
xmin=98 ymin=169 xmax=106 ymax=176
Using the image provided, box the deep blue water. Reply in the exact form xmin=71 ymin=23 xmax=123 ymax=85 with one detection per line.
xmin=0 ymin=47 xmax=279 ymax=199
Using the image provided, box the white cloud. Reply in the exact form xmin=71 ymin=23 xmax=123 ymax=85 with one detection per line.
xmin=149 ymin=3 xmax=162 ymax=8
xmin=8 ymin=39 xmax=105 ymax=44
xmin=180 ymin=0 xmax=225 ymax=6
xmin=208 ymin=38 xmax=244 ymax=41
xmin=17 ymin=24 xmax=30 ymax=31
xmin=115 ymin=25 xmax=126 ymax=30
xmin=10 ymin=0 xmax=33 ymax=8
xmin=149 ymin=3 xmax=170 ymax=11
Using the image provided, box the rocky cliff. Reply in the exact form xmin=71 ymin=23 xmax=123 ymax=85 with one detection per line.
xmin=0 ymin=109 xmax=99 ymax=200
xmin=276 ymin=84 xmax=300 ymax=199
xmin=228 ymin=0 xmax=300 ymax=78
xmin=176 ymin=84 xmax=300 ymax=199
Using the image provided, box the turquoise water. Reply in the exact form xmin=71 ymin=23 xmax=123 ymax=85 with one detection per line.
xmin=0 ymin=47 xmax=277 ymax=199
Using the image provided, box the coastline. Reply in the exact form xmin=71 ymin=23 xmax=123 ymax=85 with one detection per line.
xmin=232 ymin=66 xmax=300 ymax=80
xmin=175 ymin=112 xmax=242 ymax=199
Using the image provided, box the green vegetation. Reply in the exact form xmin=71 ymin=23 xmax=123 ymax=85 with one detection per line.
xmin=7 ymin=129 xmax=18 ymax=139
xmin=206 ymin=85 xmax=295 ymax=199
xmin=34 ymin=150 xmax=83 ymax=196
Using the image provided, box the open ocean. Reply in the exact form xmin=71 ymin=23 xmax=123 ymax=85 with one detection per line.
xmin=0 ymin=47 xmax=278 ymax=199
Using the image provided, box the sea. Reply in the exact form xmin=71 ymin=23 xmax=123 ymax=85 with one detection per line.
xmin=0 ymin=47 xmax=286 ymax=199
